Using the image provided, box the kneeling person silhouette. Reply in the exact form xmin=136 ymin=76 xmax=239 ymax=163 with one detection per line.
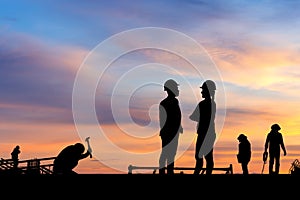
xmin=53 ymin=143 xmax=91 ymax=175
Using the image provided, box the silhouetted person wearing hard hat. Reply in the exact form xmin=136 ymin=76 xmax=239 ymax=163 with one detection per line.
xmin=158 ymin=79 xmax=183 ymax=175
xmin=11 ymin=145 xmax=21 ymax=169
xmin=237 ymin=134 xmax=251 ymax=174
xmin=264 ymin=123 xmax=287 ymax=174
xmin=53 ymin=143 xmax=91 ymax=175
xmin=189 ymin=80 xmax=216 ymax=175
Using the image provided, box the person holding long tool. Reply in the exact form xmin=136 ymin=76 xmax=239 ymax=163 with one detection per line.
xmin=264 ymin=123 xmax=287 ymax=174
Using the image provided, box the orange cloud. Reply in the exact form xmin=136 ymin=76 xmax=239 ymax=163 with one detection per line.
xmin=207 ymin=41 xmax=300 ymax=88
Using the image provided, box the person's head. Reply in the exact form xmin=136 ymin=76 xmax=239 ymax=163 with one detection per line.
xmin=237 ymin=133 xmax=247 ymax=142
xmin=200 ymin=80 xmax=216 ymax=100
xmin=74 ymin=143 xmax=85 ymax=154
xmin=271 ymin=123 xmax=281 ymax=131
xmin=164 ymin=79 xmax=179 ymax=97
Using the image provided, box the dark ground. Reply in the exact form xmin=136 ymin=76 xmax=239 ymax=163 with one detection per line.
xmin=0 ymin=173 xmax=299 ymax=198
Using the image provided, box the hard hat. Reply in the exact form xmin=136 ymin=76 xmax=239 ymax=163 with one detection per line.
xmin=237 ymin=134 xmax=247 ymax=140
xmin=271 ymin=123 xmax=281 ymax=131
xmin=200 ymin=80 xmax=216 ymax=91
xmin=164 ymin=79 xmax=179 ymax=91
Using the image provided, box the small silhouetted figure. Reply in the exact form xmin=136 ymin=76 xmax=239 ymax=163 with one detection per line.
xmin=237 ymin=134 xmax=251 ymax=174
xmin=264 ymin=123 xmax=287 ymax=174
xmin=158 ymin=79 xmax=183 ymax=175
xmin=53 ymin=143 xmax=91 ymax=175
xmin=11 ymin=145 xmax=20 ymax=169
xmin=189 ymin=80 xmax=216 ymax=175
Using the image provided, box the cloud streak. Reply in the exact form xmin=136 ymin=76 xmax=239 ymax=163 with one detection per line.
xmin=0 ymin=32 xmax=88 ymax=123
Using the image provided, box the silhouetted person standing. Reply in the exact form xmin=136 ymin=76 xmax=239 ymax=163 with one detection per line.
xmin=159 ymin=79 xmax=183 ymax=175
xmin=11 ymin=145 xmax=20 ymax=169
xmin=53 ymin=143 xmax=91 ymax=175
xmin=190 ymin=80 xmax=216 ymax=175
xmin=264 ymin=123 xmax=287 ymax=174
xmin=237 ymin=134 xmax=251 ymax=174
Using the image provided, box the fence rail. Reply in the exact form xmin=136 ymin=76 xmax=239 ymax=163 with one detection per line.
xmin=128 ymin=164 xmax=233 ymax=174
xmin=0 ymin=157 xmax=56 ymax=175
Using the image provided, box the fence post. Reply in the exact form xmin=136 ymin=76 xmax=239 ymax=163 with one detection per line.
xmin=128 ymin=164 xmax=133 ymax=174
xmin=27 ymin=159 xmax=40 ymax=175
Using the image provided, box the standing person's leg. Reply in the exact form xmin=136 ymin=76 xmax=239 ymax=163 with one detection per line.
xmin=241 ymin=162 xmax=249 ymax=174
xmin=269 ymin=152 xmax=275 ymax=174
xmin=205 ymin=149 xmax=214 ymax=174
xmin=274 ymin=153 xmax=280 ymax=174
xmin=194 ymin=136 xmax=204 ymax=174
xmin=13 ymin=159 xmax=17 ymax=168
xmin=159 ymin=137 xmax=168 ymax=174
xmin=204 ymin=133 xmax=215 ymax=175
xmin=166 ymin=134 xmax=179 ymax=175
xmin=194 ymin=158 xmax=203 ymax=174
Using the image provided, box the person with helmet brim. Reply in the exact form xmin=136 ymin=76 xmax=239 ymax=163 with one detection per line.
xmin=264 ymin=123 xmax=287 ymax=174
xmin=158 ymin=79 xmax=183 ymax=175
xmin=189 ymin=80 xmax=217 ymax=174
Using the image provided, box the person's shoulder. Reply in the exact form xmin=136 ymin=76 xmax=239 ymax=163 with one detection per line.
xmin=160 ymin=98 xmax=168 ymax=105
xmin=199 ymin=99 xmax=209 ymax=106
xmin=171 ymin=97 xmax=180 ymax=106
xmin=199 ymin=99 xmax=205 ymax=104
xmin=160 ymin=96 xmax=177 ymax=103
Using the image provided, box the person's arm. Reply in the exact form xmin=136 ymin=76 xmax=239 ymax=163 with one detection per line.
xmin=264 ymin=134 xmax=270 ymax=152
xmin=280 ymin=134 xmax=287 ymax=156
xmin=159 ymin=103 xmax=166 ymax=129
xmin=79 ymin=151 xmax=91 ymax=160
xmin=237 ymin=143 xmax=241 ymax=163
xmin=189 ymin=104 xmax=199 ymax=122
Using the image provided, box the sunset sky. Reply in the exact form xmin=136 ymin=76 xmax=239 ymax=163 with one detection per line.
xmin=1 ymin=0 xmax=300 ymax=174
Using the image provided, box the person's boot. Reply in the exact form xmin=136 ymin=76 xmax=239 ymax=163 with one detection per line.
xmin=275 ymin=164 xmax=280 ymax=174
xmin=194 ymin=160 xmax=203 ymax=175
xmin=269 ymin=164 xmax=274 ymax=174
xmin=167 ymin=163 xmax=174 ymax=175
xmin=159 ymin=167 xmax=165 ymax=175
